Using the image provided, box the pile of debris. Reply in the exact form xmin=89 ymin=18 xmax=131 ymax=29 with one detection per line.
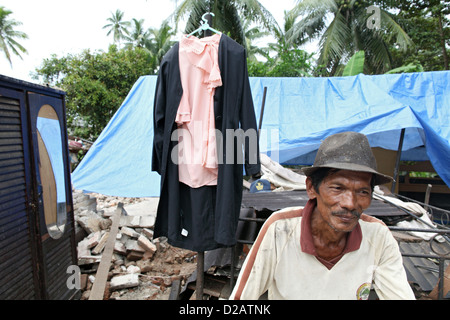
xmin=72 ymin=190 xmax=197 ymax=300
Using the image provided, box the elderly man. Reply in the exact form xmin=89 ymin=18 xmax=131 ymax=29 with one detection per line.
xmin=230 ymin=132 xmax=415 ymax=300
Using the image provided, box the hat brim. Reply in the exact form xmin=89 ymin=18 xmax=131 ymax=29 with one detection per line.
xmin=301 ymin=162 xmax=393 ymax=186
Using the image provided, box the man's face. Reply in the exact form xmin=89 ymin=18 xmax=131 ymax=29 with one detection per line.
xmin=306 ymin=170 xmax=373 ymax=233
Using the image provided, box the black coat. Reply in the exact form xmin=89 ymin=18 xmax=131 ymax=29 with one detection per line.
xmin=152 ymin=34 xmax=260 ymax=251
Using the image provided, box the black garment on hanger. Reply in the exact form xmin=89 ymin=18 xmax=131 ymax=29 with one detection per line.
xmin=152 ymin=34 xmax=260 ymax=251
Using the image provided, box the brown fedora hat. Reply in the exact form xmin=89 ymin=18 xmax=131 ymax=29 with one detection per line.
xmin=301 ymin=131 xmax=393 ymax=185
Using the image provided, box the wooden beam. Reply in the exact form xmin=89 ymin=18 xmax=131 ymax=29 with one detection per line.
xmin=89 ymin=203 xmax=124 ymax=300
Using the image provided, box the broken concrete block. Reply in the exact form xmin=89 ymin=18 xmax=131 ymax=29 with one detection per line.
xmin=113 ymin=241 xmax=127 ymax=255
xmin=118 ymin=233 xmax=129 ymax=245
xmin=126 ymin=265 xmax=141 ymax=274
xmin=92 ymin=232 xmax=109 ymax=255
xmin=129 ymin=216 xmax=141 ymax=227
xmin=137 ymin=235 xmax=157 ymax=253
xmin=119 ymin=215 xmax=139 ymax=227
xmin=126 ymin=251 xmax=144 ymax=261
xmin=113 ymin=253 xmax=124 ymax=266
xmin=139 ymin=216 xmax=155 ymax=228
xmin=99 ymin=218 xmax=112 ymax=230
xmin=77 ymin=211 xmax=104 ymax=234
xmin=125 ymin=239 xmax=145 ymax=253
xmin=142 ymin=228 xmax=154 ymax=239
xmin=77 ymin=196 xmax=97 ymax=212
xmin=86 ymin=231 xmax=102 ymax=249
xmin=77 ymin=238 xmax=89 ymax=257
xmin=120 ymin=226 xmax=140 ymax=238
xmin=110 ymin=274 xmax=139 ymax=291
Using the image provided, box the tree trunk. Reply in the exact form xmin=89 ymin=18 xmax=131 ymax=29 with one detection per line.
xmin=437 ymin=13 xmax=449 ymax=70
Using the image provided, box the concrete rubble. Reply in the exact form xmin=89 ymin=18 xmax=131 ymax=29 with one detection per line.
xmin=72 ymin=190 xmax=197 ymax=300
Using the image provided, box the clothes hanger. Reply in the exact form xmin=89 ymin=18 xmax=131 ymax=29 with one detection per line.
xmin=186 ymin=12 xmax=221 ymax=38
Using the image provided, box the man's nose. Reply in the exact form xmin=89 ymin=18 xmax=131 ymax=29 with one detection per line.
xmin=340 ymin=190 xmax=357 ymax=211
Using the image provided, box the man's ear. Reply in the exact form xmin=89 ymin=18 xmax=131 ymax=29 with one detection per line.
xmin=305 ymin=177 xmax=317 ymax=200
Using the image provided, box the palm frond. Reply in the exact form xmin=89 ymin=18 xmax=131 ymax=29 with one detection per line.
xmin=379 ymin=9 xmax=413 ymax=52
xmin=363 ymin=33 xmax=392 ymax=73
xmin=0 ymin=6 xmax=28 ymax=65
xmin=289 ymin=0 xmax=337 ymax=18
xmin=286 ymin=8 xmax=328 ymax=45
xmin=318 ymin=11 xmax=351 ymax=66
xmin=236 ymin=0 xmax=280 ymax=33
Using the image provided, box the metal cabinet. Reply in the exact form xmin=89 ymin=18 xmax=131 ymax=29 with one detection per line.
xmin=0 ymin=75 xmax=78 ymax=300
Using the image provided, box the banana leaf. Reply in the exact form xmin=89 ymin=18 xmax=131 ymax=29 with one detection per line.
xmin=342 ymin=50 xmax=365 ymax=76
xmin=385 ymin=62 xmax=424 ymax=74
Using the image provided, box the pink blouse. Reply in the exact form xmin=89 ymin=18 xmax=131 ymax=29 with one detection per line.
xmin=175 ymin=33 xmax=222 ymax=188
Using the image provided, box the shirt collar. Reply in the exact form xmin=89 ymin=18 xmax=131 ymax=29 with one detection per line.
xmin=300 ymin=199 xmax=362 ymax=256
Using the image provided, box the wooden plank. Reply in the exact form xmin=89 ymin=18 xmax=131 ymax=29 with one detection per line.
xmin=89 ymin=203 xmax=124 ymax=300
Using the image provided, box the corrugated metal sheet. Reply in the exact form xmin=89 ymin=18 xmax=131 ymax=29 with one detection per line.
xmin=399 ymin=240 xmax=450 ymax=293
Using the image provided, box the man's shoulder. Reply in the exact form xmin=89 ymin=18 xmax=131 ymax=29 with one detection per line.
xmin=253 ymin=207 xmax=304 ymax=246
xmin=264 ymin=206 xmax=304 ymax=229
xmin=359 ymin=216 xmax=393 ymax=242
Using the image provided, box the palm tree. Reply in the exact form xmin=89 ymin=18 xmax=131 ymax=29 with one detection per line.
xmin=258 ymin=10 xmax=314 ymax=77
xmin=268 ymin=10 xmax=305 ymax=59
xmin=287 ymin=0 xmax=413 ymax=75
xmin=124 ymin=18 xmax=150 ymax=48
xmin=170 ymin=0 xmax=279 ymax=49
xmin=146 ymin=20 xmax=176 ymax=68
xmin=0 ymin=6 xmax=28 ymax=66
xmin=103 ymin=9 xmax=131 ymax=46
xmin=242 ymin=19 xmax=270 ymax=62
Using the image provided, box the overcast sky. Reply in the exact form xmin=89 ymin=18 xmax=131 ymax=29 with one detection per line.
xmin=0 ymin=0 xmax=303 ymax=83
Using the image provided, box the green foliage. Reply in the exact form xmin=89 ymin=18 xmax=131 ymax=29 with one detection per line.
xmin=33 ymin=45 xmax=155 ymax=140
xmin=0 ymin=6 xmax=28 ymax=65
xmin=388 ymin=0 xmax=449 ymax=71
xmin=385 ymin=62 xmax=424 ymax=74
xmin=342 ymin=50 xmax=365 ymax=76
xmin=286 ymin=0 xmax=413 ymax=75
xmin=103 ymin=9 xmax=130 ymax=45
xmin=247 ymin=49 xmax=314 ymax=77
xmin=172 ymin=0 xmax=279 ymax=49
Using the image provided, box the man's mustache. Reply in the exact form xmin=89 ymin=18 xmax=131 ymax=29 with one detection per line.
xmin=331 ymin=209 xmax=361 ymax=219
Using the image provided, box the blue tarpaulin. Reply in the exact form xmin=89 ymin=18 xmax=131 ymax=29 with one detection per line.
xmin=71 ymin=71 xmax=450 ymax=197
